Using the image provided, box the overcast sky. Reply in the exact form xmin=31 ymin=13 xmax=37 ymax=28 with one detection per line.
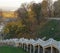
xmin=0 ymin=0 xmax=57 ymax=11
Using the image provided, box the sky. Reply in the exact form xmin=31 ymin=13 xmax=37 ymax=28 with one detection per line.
xmin=0 ymin=0 xmax=57 ymax=11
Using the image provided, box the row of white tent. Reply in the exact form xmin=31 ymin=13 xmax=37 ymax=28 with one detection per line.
xmin=0 ymin=38 xmax=60 ymax=53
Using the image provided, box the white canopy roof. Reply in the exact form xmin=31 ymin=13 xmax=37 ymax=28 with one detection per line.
xmin=1 ymin=38 xmax=60 ymax=51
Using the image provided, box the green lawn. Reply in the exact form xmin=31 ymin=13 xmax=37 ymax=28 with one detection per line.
xmin=0 ymin=46 xmax=28 ymax=53
xmin=38 ymin=20 xmax=60 ymax=41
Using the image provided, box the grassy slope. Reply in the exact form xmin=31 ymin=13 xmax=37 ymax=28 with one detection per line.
xmin=0 ymin=46 xmax=28 ymax=53
xmin=39 ymin=20 xmax=60 ymax=41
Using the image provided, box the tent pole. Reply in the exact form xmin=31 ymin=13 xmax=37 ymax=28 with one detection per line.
xmin=51 ymin=46 xmax=53 ymax=53
xmin=38 ymin=45 xmax=40 ymax=53
xmin=43 ymin=47 xmax=45 ymax=53
xmin=33 ymin=46 xmax=35 ymax=53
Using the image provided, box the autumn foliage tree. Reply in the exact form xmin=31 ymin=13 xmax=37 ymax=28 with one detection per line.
xmin=3 ymin=21 xmax=33 ymax=39
xmin=53 ymin=0 xmax=60 ymax=17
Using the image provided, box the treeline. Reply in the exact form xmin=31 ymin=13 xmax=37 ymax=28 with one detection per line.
xmin=17 ymin=0 xmax=60 ymax=19
xmin=3 ymin=0 xmax=60 ymax=39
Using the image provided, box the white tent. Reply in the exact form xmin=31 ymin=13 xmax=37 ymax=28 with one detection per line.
xmin=1 ymin=38 xmax=60 ymax=53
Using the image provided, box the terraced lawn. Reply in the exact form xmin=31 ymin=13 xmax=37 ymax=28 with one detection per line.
xmin=0 ymin=46 xmax=28 ymax=53
xmin=38 ymin=20 xmax=60 ymax=40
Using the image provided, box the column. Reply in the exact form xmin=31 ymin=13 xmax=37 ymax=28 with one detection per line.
xmin=51 ymin=46 xmax=53 ymax=53
xmin=24 ymin=44 xmax=25 ymax=50
xmin=22 ymin=43 xmax=23 ymax=48
xmin=38 ymin=45 xmax=40 ymax=53
xmin=33 ymin=46 xmax=35 ymax=53
xmin=26 ymin=44 xmax=28 ymax=52
xmin=59 ymin=51 xmax=60 ymax=53
xmin=30 ymin=44 xmax=32 ymax=53
xmin=43 ymin=48 xmax=45 ymax=53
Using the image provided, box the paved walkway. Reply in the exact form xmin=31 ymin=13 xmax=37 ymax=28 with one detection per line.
xmin=47 ymin=18 xmax=60 ymax=20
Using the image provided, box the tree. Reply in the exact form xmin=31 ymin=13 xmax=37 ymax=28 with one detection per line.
xmin=28 ymin=2 xmax=41 ymax=24
xmin=53 ymin=0 xmax=60 ymax=17
xmin=41 ymin=0 xmax=49 ymax=18
xmin=17 ymin=3 xmax=28 ymax=19
xmin=3 ymin=19 xmax=34 ymax=39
